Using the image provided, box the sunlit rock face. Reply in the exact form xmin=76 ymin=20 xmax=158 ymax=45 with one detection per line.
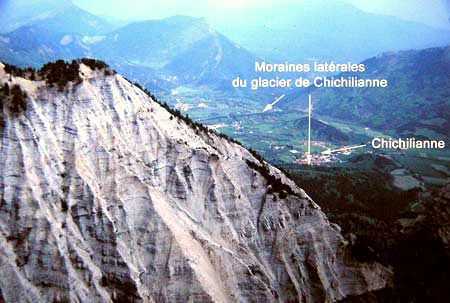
xmin=0 ymin=63 xmax=391 ymax=303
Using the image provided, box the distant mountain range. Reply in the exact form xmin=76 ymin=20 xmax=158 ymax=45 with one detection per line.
xmin=0 ymin=0 xmax=113 ymax=35
xmin=283 ymin=46 xmax=450 ymax=139
xmin=0 ymin=0 xmax=449 ymax=99
xmin=213 ymin=0 xmax=450 ymax=63
xmin=0 ymin=12 xmax=258 ymax=92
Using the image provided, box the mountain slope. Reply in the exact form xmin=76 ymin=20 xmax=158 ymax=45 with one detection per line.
xmin=91 ymin=15 xmax=260 ymax=89
xmin=293 ymin=117 xmax=353 ymax=144
xmin=93 ymin=16 xmax=213 ymax=69
xmin=0 ymin=61 xmax=390 ymax=302
xmin=284 ymin=46 xmax=450 ymax=139
xmin=214 ymin=0 xmax=450 ymax=62
xmin=165 ymin=32 xmax=257 ymax=88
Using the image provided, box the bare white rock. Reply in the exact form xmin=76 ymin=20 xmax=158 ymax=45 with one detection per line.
xmin=0 ymin=63 xmax=391 ymax=303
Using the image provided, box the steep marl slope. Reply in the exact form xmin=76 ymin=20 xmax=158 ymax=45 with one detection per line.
xmin=0 ymin=63 xmax=391 ymax=303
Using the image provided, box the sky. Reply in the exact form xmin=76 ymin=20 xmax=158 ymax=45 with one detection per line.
xmin=72 ymin=0 xmax=450 ymax=29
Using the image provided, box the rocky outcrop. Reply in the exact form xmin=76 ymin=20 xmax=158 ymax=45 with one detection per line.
xmin=0 ymin=63 xmax=391 ymax=303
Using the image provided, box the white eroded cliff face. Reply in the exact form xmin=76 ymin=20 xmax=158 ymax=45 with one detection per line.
xmin=0 ymin=63 xmax=391 ymax=303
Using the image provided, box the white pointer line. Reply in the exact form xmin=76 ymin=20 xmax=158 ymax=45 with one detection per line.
xmin=321 ymin=144 xmax=367 ymax=155
xmin=263 ymin=94 xmax=286 ymax=112
xmin=307 ymin=94 xmax=312 ymax=165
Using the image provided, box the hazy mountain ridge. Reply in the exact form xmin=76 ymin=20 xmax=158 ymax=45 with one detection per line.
xmin=0 ymin=61 xmax=391 ymax=302
xmin=214 ymin=0 xmax=450 ymax=62
xmin=0 ymin=0 xmax=113 ymax=35
xmin=0 ymin=15 xmax=257 ymax=92
xmin=165 ymin=32 xmax=258 ymax=88
xmin=0 ymin=25 xmax=90 ymax=67
xmin=92 ymin=16 xmax=214 ymax=69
